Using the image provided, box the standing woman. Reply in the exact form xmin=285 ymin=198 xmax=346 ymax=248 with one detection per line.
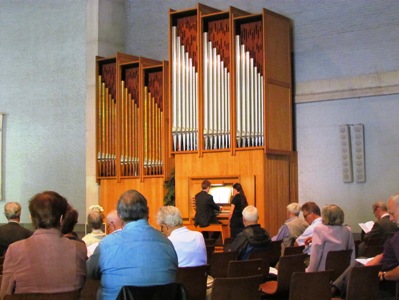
xmin=229 ymin=183 xmax=248 ymax=238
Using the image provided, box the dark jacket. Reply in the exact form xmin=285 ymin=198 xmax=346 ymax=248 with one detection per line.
xmin=0 ymin=222 xmax=33 ymax=255
xmin=194 ymin=190 xmax=220 ymax=227
xmin=228 ymin=224 xmax=272 ymax=260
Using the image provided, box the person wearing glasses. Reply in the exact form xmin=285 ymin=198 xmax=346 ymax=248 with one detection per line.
xmin=157 ymin=206 xmax=206 ymax=267
xmin=358 ymin=201 xmax=397 ymax=257
xmin=294 ymin=202 xmax=322 ymax=264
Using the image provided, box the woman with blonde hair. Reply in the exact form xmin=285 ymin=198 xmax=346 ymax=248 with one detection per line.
xmin=307 ymin=204 xmax=355 ymax=272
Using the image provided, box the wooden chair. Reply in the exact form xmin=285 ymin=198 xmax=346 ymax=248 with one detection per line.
xmin=331 ymin=265 xmax=381 ymax=300
xmin=116 ymin=283 xmax=188 ymax=300
xmin=223 ymin=237 xmax=235 ymax=252
xmin=79 ymin=278 xmax=100 ymax=300
xmin=176 ymin=264 xmax=209 ymax=300
xmin=206 ymin=244 xmax=215 ymax=264
xmin=269 ymin=240 xmax=282 ymax=267
xmin=209 ymin=251 xmax=237 ymax=278
xmin=325 ymin=249 xmax=352 ymax=281
xmin=4 ymin=290 xmax=80 ymax=300
xmin=260 ymin=253 xmax=307 ymax=298
xmin=210 ymin=274 xmax=264 ymax=300
xmin=282 ymin=245 xmax=305 ymax=256
xmin=289 ymin=270 xmax=333 ymax=300
xmin=248 ymin=251 xmax=272 ymax=280
xmin=226 ymin=259 xmax=263 ymax=278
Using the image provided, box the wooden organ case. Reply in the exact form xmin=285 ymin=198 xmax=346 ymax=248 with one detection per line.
xmin=95 ymin=4 xmax=297 ymax=234
xmin=169 ymin=5 xmax=297 ymax=235
xmin=96 ymin=53 xmax=174 ymax=216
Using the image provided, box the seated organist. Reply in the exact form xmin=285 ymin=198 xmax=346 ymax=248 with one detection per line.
xmin=157 ymin=205 xmax=207 ymax=267
xmin=0 ymin=191 xmax=87 ymax=298
xmin=227 ymin=205 xmax=272 ymax=260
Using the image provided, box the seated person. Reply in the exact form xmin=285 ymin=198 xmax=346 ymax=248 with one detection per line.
xmin=157 ymin=206 xmax=207 ymax=266
xmin=87 ymin=209 xmax=123 ymax=257
xmin=227 ymin=205 xmax=272 ymax=260
xmin=272 ymin=203 xmax=308 ymax=253
xmin=61 ymin=204 xmax=82 ymax=241
xmin=0 ymin=201 xmax=32 ymax=256
xmin=307 ymin=204 xmax=355 ymax=272
xmin=87 ymin=190 xmax=178 ymax=300
xmin=333 ymin=194 xmax=399 ymax=298
xmin=295 ymin=202 xmax=322 ymax=258
xmin=0 ymin=191 xmax=87 ymax=298
xmin=194 ymin=179 xmax=222 ymax=240
xmin=358 ymin=201 xmax=397 ymax=257
xmin=82 ymin=205 xmax=106 ymax=246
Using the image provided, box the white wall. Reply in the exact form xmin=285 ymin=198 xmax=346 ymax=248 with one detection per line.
xmin=0 ymin=0 xmax=87 ymax=223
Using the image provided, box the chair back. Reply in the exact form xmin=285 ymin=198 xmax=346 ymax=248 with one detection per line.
xmin=209 ymin=251 xmax=237 ymax=278
xmin=289 ymin=270 xmax=333 ymax=300
xmin=275 ymin=253 xmax=307 ymax=293
xmin=248 ymin=250 xmax=271 ymax=278
xmin=270 ymin=240 xmax=282 ymax=267
xmin=325 ymin=249 xmax=352 ymax=281
xmin=116 ymin=283 xmax=187 ymax=300
xmin=176 ymin=265 xmax=209 ymax=300
xmin=79 ymin=279 xmax=100 ymax=300
xmin=211 ymin=275 xmax=263 ymax=300
xmin=283 ymin=245 xmax=305 ymax=256
xmin=206 ymin=244 xmax=215 ymax=264
xmin=4 ymin=290 xmax=80 ymax=300
xmin=345 ymin=265 xmax=381 ymax=300
xmin=223 ymin=237 xmax=235 ymax=252
xmin=226 ymin=259 xmax=263 ymax=278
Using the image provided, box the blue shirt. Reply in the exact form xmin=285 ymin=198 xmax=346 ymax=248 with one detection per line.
xmin=87 ymin=219 xmax=178 ymax=300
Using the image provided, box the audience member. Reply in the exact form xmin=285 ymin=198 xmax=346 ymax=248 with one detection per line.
xmin=87 ymin=190 xmax=178 ymax=300
xmin=105 ymin=209 xmax=123 ymax=234
xmin=228 ymin=183 xmax=248 ymax=238
xmin=61 ymin=204 xmax=81 ymax=241
xmin=82 ymin=205 xmax=106 ymax=246
xmin=295 ymin=201 xmax=322 ymax=258
xmin=307 ymin=204 xmax=355 ymax=272
xmin=0 ymin=191 xmax=87 ymax=298
xmin=157 ymin=206 xmax=207 ymax=266
xmin=0 ymin=202 xmax=32 ymax=256
xmin=87 ymin=209 xmax=123 ymax=257
xmin=333 ymin=194 xmax=399 ymax=297
xmin=358 ymin=201 xmax=397 ymax=257
xmin=272 ymin=203 xmax=308 ymax=252
xmin=194 ymin=179 xmax=222 ymax=240
xmin=227 ymin=205 xmax=272 ymax=260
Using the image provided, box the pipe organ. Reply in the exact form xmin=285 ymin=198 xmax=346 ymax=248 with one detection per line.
xmin=96 ymin=4 xmax=297 ymax=233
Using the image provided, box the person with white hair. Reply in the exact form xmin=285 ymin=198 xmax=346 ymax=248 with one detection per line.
xmin=0 ymin=202 xmax=32 ymax=256
xmin=227 ymin=205 xmax=272 ymax=260
xmin=157 ymin=206 xmax=206 ymax=267
xmin=272 ymin=202 xmax=308 ymax=250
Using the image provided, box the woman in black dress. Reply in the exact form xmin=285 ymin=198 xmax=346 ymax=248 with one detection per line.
xmin=229 ymin=183 xmax=248 ymax=238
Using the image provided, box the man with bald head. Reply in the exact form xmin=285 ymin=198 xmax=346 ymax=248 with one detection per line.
xmin=105 ymin=209 xmax=123 ymax=234
xmin=0 ymin=202 xmax=32 ymax=255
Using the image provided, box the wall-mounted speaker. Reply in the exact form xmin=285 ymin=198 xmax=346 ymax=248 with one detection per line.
xmin=353 ymin=124 xmax=366 ymax=183
xmin=339 ymin=124 xmax=353 ymax=183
